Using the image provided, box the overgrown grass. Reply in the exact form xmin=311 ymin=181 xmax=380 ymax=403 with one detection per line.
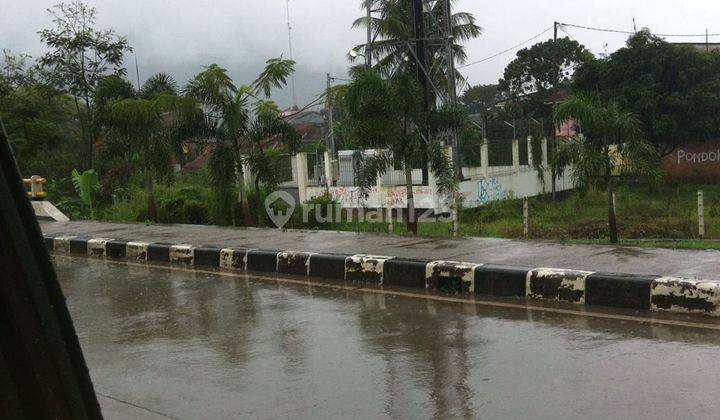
xmin=53 ymin=171 xmax=720 ymax=250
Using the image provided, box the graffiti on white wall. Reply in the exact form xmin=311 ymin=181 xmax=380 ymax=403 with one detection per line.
xmin=478 ymin=178 xmax=507 ymax=205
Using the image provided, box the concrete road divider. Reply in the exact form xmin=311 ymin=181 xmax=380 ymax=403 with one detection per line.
xmin=127 ymin=242 xmax=150 ymax=261
xmin=651 ymin=277 xmax=720 ymax=316
xmin=43 ymin=234 xmax=720 ymax=318
xmin=193 ymin=246 xmax=221 ymax=267
xmin=277 ymin=251 xmax=315 ymax=276
xmin=527 ymin=268 xmax=594 ymax=304
xmin=345 ymin=255 xmax=394 ymax=284
xmin=426 ymin=261 xmax=482 ymax=293
xmin=87 ymin=238 xmax=113 ymax=257
xmin=169 ymin=244 xmax=194 ymax=265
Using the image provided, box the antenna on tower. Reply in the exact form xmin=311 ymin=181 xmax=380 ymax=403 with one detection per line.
xmin=285 ymin=0 xmax=297 ymax=107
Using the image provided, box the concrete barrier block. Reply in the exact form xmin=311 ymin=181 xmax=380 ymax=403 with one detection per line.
xmin=87 ymin=238 xmax=113 ymax=257
xmin=44 ymin=235 xmax=55 ymax=250
xmin=426 ymin=261 xmax=481 ymax=293
xmin=147 ymin=243 xmax=171 ymax=262
xmin=383 ymin=259 xmax=429 ymax=289
xmin=345 ymin=255 xmax=393 ymax=284
xmin=247 ymin=250 xmax=280 ymax=272
xmin=69 ymin=238 xmax=88 ymax=254
xmin=278 ymin=251 xmax=314 ymax=276
xmin=475 ymin=264 xmax=530 ymax=297
xmin=220 ymin=248 xmax=250 ymax=271
xmin=169 ymin=244 xmax=194 ymax=265
xmin=308 ymin=254 xmax=348 ymax=280
xmin=126 ymin=242 xmax=149 ymax=262
xmin=586 ymin=273 xmax=656 ymax=310
xmin=53 ymin=236 xmax=76 ymax=254
xmin=651 ymin=277 xmax=720 ymax=316
xmin=193 ymin=247 xmax=221 ymax=267
xmin=527 ymin=268 xmax=594 ymax=304
xmin=106 ymin=240 xmax=128 ymax=259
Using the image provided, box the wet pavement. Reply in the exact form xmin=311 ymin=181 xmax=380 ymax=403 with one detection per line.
xmin=42 ymin=220 xmax=720 ymax=278
xmin=56 ymin=256 xmax=720 ymax=419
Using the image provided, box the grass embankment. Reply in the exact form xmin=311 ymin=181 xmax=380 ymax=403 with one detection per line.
xmin=320 ymin=182 xmax=720 ymax=250
xmin=51 ymin=170 xmax=720 ymax=250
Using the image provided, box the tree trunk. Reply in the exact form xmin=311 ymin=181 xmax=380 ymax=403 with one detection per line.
xmin=405 ymin=165 xmax=417 ymax=235
xmin=607 ymin=178 xmax=618 ymax=244
xmin=146 ymin=167 xmax=158 ymax=222
xmin=254 ymin=177 xmax=264 ymax=227
xmin=237 ymin=169 xmax=253 ymax=226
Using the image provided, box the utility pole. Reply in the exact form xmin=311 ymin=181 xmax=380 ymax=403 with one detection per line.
xmin=286 ymin=0 xmax=297 ymax=107
xmin=326 ymin=73 xmax=336 ymax=158
xmin=412 ymin=0 xmax=430 ymax=108
xmin=444 ymin=0 xmax=460 ymax=178
xmin=551 ymin=21 xmax=559 ymax=202
xmin=366 ymin=3 xmax=373 ymax=67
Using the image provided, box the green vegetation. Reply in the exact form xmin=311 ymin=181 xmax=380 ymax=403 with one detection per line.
xmin=5 ymin=0 xmax=720 ymax=252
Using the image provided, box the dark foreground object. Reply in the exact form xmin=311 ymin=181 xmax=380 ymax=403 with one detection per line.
xmin=44 ymin=235 xmax=720 ymax=318
xmin=57 ymin=257 xmax=720 ymax=419
xmin=1 ymin=126 xmax=100 ymax=418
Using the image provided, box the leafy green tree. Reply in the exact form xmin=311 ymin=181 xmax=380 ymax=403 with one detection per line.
xmin=352 ymin=0 xmax=481 ymax=82
xmin=500 ymin=37 xmax=593 ymax=99
xmin=184 ymin=59 xmax=300 ymax=226
xmin=460 ymin=83 xmax=501 ymax=114
xmin=552 ymin=94 xmax=661 ymax=244
xmin=573 ymin=30 xmax=720 ymax=157
xmin=344 ymin=68 xmax=460 ymax=234
xmin=0 ymin=79 xmax=80 ymax=180
xmin=39 ymin=0 xmax=132 ymax=170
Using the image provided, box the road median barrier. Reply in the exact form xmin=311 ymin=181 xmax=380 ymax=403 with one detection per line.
xmin=43 ymin=234 xmax=720 ymax=318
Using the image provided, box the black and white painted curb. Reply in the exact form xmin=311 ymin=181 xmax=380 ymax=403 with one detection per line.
xmin=44 ymin=234 xmax=720 ymax=318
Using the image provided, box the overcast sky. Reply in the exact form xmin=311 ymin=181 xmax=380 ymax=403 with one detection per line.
xmin=2 ymin=0 xmax=718 ymax=108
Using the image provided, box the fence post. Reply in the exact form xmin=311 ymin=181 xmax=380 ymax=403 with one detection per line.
xmin=481 ymin=139 xmax=489 ymax=178
xmin=512 ymin=139 xmax=520 ymax=173
xmin=541 ymin=138 xmax=548 ymax=167
xmin=323 ymin=151 xmax=334 ymax=187
xmin=527 ymin=136 xmax=534 ymax=167
xmin=698 ymin=190 xmax=705 ymax=238
xmin=295 ymin=153 xmax=308 ymax=204
xmin=523 ymin=198 xmax=529 ymax=237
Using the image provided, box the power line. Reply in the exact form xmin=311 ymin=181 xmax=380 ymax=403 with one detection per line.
xmin=559 ymin=22 xmax=720 ymax=38
xmin=458 ymin=26 xmax=554 ymax=69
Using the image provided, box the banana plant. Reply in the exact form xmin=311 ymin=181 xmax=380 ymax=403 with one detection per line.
xmin=71 ymin=168 xmax=100 ymax=218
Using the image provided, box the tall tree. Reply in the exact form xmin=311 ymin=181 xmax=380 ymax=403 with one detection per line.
xmin=499 ymin=37 xmax=593 ymax=100
xmin=105 ymin=94 xmax=200 ymax=221
xmin=553 ymin=94 xmax=661 ymax=244
xmin=39 ymin=0 xmax=131 ymax=170
xmin=184 ymin=59 xmax=300 ymax=226
xmin=351 ymin=0 xmax=481 ymax=86
xmin=345 ymin=68 xmax=460 ymax=234
xmin=460 ymin=83 xmax=501 ymax=114
xmin=573 ymin=30 xmax=720 ymax=157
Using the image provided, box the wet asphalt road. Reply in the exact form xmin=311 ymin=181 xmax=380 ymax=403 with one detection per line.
xmin=55 ymin=257 xmax=720 ymax=420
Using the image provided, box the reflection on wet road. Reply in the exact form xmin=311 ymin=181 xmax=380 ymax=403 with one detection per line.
xmin=55 ymin=257 xmax=720 ymax=420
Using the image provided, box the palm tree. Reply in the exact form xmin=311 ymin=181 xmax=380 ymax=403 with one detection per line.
xmin=352 ymin=0 xmax=481 ymax=85
xmin=139 ymin=73 xmax=178 ymax=99
xmin=184 ymin=59 xmax=300 ymax=226
xmin=552 ymin=94 xmax=661 ymax=244
xmin=345 ymin=68 xmax=460 ymax=234
xmin=105 ymin=94 xmax=199 ymax=221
